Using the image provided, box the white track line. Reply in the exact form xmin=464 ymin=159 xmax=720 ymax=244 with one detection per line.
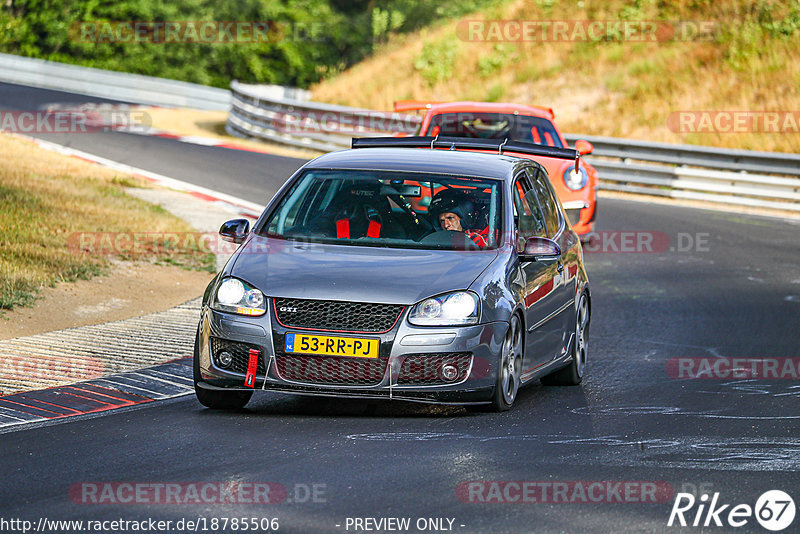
xmin=10 ymin=132 xmax=264 ymax=218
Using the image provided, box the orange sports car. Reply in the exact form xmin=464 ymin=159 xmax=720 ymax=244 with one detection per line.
xmin=395 ymin=101 xmax=598 ymax=236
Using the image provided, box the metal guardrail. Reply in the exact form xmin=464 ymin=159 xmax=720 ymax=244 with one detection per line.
xmin=0 ymin=53 xmax=312 ymax=111
xmin=226 ymin=80 xmax=419 ymax=152
xmin=563 ymin=134 xmax=800 ymax=177
xmin=0 ymin=53 xmax=233 ymax=110
xmin=563 ymin=134 xmax=800 ymax=211
xmin=227 ymin=82 xmax=800 ymax=213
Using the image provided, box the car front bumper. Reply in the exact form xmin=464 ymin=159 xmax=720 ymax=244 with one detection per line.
xmin=195 ymin=306 xmax=508 ymax=405
xmin=562 ymin=199 xmax=596 ymax=236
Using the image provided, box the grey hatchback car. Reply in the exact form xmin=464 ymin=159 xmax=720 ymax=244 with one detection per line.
xmin=194 ymin=136 xmax=590 ymax=411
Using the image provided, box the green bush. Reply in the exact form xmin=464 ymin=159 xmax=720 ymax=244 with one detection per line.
xmin=0 ymin=0 xmax=500 ymax=88
xmin=414 ymin=38 xmax=460 ymax=86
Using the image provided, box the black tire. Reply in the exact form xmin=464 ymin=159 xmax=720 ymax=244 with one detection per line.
xmin=489 ymin=315 xmax=523 ymax=412
xmin=193 ymin=331 xmax=253 ymax=410
xmin=541 ymin=292 xmax=589 ymax=386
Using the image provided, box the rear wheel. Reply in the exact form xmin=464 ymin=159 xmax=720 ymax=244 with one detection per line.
xmin=541 ymin=293 xmax=589 ymax=386
xmin=489 ymin=315 xmax=523 ymax=412
xmin=193 ymin=331 xmax=253 ymax=410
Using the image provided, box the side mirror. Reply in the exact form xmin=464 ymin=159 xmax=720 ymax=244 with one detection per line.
xmin=219 ymin=219 xmax=250 ymax=244
xmin=518 ymin=237 xmax=561 ymax=262
xmin=574 ymin=139 xmax=594 ymax=155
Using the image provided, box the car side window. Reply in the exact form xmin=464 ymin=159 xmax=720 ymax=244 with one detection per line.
xmin=512 ymin=174 xmax=547 ymax=250
xmin=526 ymin=168 xmax=560 ymax=237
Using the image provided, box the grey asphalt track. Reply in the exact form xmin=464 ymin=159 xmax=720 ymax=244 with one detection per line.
xmin=2 ymin=82 xmax=800 ymax=533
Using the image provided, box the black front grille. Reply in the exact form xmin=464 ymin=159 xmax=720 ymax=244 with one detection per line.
xmin=275 ymin=352 xmax=389 ymax=385
xmin=210 ymin=338 xmax=266 ymax=375
xmin=397 ymin=353 xmax=473 ymax=385
xmin=274 ymin=298 xmax=404 ymax=333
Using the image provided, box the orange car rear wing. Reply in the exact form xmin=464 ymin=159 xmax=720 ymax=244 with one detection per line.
xmin=352 ymin=135 xmax=581 ymax=172
xmin=394 ymin=100 xmax=555 ymax=119
xmin=531 ymin=106 xmax=555 ymax=119
xmin=393 ymin=100 xmax=444 ymax=112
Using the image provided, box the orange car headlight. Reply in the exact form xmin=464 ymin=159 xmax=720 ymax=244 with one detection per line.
xmin=563 ymin=166 xmax=588 ymax=191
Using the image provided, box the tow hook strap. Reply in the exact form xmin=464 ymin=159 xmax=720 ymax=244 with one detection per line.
xmin=245 ymin=349 xmax=258 ymax=388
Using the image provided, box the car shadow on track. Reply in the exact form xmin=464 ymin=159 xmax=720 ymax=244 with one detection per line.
xmin=193 ymin=379 xmax=587 ymax=419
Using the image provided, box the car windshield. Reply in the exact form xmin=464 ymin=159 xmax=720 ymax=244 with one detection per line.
xmin=259 ymin=169 xmax=502 ymax=251
xmin=426 ymin=112 xmax=564 ymax=147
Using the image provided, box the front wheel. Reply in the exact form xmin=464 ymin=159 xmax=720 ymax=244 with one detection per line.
xmin=541 ymin=292 xmax=589 ymax=386
xmin=193 ymin=332 xmax=253 ymax=410
xmin=489 ymin=315 xmax=523 ymax=412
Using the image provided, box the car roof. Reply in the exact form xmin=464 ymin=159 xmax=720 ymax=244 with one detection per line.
xmin=425 ymin=101 xmax=554 ymax=120
xmin=304 ymin=147 xmax=531 ymax=181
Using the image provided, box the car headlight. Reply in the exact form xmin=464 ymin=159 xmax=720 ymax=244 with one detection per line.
xmin=408 ymin=291 xmax=479 ymax=326
xmin=563 ymin=166 xmax=588 ymax=191
xmin=212 ymin=278 xmax=266 ymax=316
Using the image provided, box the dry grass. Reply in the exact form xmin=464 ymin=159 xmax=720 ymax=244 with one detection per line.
xmin=145 ymin=108 xmax=323 ymax=160
xmin=311 ymin=0 xmax=800 ymax=153
xmin=0 ymin=133 xmax=214 ymax=311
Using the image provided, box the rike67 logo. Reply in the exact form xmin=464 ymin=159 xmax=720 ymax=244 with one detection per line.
xmin=668 ymin=490 xmax=795 ymax=531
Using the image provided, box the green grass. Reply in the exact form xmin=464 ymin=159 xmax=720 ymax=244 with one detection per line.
xmin=486 ymin=82 xmax=506 ymax=102
xmin=0 ymin=134 xmax=215 ymax=312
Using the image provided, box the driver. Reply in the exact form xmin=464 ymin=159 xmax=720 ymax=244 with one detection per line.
xmin=430 ymin=192 xmax=488 ymax=248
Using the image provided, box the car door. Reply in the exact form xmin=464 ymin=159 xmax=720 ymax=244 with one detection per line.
xmin=527 ymin=167 xmax=575 ymax=359
xmin=512 ymin=171 xmax=563 ymax=375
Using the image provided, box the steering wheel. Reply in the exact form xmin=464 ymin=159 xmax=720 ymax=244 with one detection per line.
xmin=419 ymin=230 xmax=479 ymax=250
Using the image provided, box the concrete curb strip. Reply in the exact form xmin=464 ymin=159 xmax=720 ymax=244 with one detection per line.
xmin=0 ymin=359 xmax=194 ymax=432
xmin=0 ymin=299 xmax=201 ymax=397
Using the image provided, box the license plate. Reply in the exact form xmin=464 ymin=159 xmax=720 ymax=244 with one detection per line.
xmin=285 ymin=333 xmax=379 ymax=359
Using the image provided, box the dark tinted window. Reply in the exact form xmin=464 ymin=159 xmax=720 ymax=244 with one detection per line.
xmin=426 ymin=113 xmax=563 ymax=147
xmin=512 ymin=175 xmax=547 ymax=249
xmin=527 ymin=168 xmax=560 ymax=237
xmin=259 ymin=170 xmax=502 ymax=250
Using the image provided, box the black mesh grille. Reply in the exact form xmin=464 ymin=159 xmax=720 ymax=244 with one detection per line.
xmin=565 ymin=208 xmax=581 ymax=226
xmin=397 ymin=353 xmax=473 ymax=385
xmin=275 ymin=352 xmax=389 ymax=385
xmin=274 ymin=298 xmax=404 ymax=333
xmin=210 ymin=338 xmax=266 ymax=375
